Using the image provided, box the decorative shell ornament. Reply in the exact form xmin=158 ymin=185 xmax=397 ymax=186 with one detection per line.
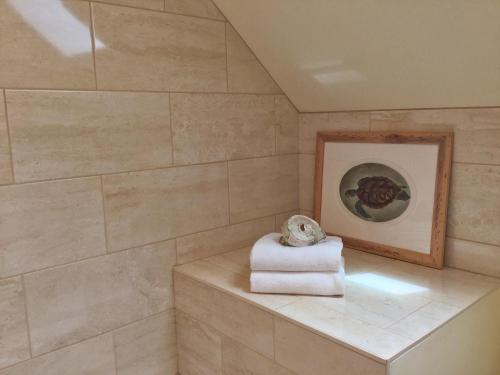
xmin=280 ymin=215 xmax=326 ymax=247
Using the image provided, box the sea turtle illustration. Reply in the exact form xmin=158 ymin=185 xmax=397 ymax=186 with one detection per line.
xmin=344 ymin=176 xmax=410 ymax=219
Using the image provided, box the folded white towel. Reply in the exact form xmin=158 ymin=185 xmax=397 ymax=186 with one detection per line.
xmin=250 ymin=233 xmax=343 ymax=272
xmin=250 ymin=266 xmax=345 ymax=296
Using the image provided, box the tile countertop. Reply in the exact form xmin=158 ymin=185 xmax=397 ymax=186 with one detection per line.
xmin=174 ymin=247 xmax=500 ymax=364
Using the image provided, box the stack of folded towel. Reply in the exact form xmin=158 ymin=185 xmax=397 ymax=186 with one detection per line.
xmin=250 ymin=233 xmax=345 ymax=296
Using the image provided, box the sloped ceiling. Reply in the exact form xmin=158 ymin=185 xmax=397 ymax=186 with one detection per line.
xmin=213 ymin=0 xmax=500 ymax=112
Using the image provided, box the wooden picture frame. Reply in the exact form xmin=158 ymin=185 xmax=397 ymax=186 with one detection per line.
xmin=314 ymin=131 xmax=453 ymax=269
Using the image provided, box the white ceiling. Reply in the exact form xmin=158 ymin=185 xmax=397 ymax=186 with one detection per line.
xmin=213 ymin=0 xmax=500 ymax=112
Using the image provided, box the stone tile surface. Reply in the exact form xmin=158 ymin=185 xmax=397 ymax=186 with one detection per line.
xmin=229 ymin=155 xmax=298 ymax=223
xmin=176 ymin=310 xmax=222 ymax=375
xmin=0 ymin=335 xmax=115 ymax=375
xmin=102 ymin=163 xmax=228 ymax=252
xmin=0 ymin=0 xmax=95 ymax=89
xmin=171 ymin=93 xmax=274 ymax=165
xmin=176 ymin=216 xmax=274 ymax=264
xmin=274 ymin=317 xmax=385 ymax=375
xmin=371 ymin=108 xmax=500 ymax=164
xmin=445 ymin=237 xmax=500 ymax=278
xmin=7 ymin=90 xmax=172 ymax=182
xmin=93 ymin=3 xmax=226 ymax=92
xmin=0 ymin=177 xmax=105 ymax=277
xmin=448 ymin=163 xmax=500 ymax=246
xmin=226 ymin=24 xmax=281 ymax=94
xmin=114 ymin=311 xmax=177 ymax=375
xmin=275 ymin=96 xmax=299 ymax=154
xmin=222 ymin=336 xmax=294 ymax=375
xmin=299 ymin=153 xmax=315 ymax=211
xmin=0 ymin=277 xmax=30 ymax=370
xmin=174 ymin=272 xmax=274 ymax=358
xmin=164 ymin=0 xmax=225 ymax=20
xmin=24 ymin=241 xmax=175 ymax=355
xmin=299 ymin=112 xmax=370 ymax=154
xmin=97 ymin=0 xmax=164 ymax=10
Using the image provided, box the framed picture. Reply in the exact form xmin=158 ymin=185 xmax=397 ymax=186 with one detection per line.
xmin=314 ymin=131 xmax=453 ymax=268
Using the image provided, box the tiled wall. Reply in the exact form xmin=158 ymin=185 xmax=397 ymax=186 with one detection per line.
xmin=298 ymin=109 xmax=500 ymax=278
xmin=0 ymin=0 xmax=298 ymax=373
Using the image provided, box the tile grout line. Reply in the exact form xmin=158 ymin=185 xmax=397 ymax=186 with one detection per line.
xmin=1 ymin=87 xmax=284 ymax=96
xmin=110 ymin=332 xmax=118 ymax=375
xmin=0 ymin=308 xmax=173 ymax=372
xmin=299 ymin=105 xmax=500 ymax=114
xmin=382 ymin=300 xmax=434 ymax=331
xmin=0 ymin=152 xmax=299 ymax=187
xmin=226 ymin=161 xmax=232 ymax=225
xmin=447 ymin=235 xmax=500 ymax=249
xmin=168 ymin=92 xmax=175 ymax=167
xmin=3 ymin=89 xmax=16 ymax=183
xmin=273 ymin=96 xmax=278 ymax=155
xmin=99 ymin=176 xmax=110 ymax=253
xmin=20 ymin=275 xmax=34 ymax=359
xmin=224 ymin=22 xmax=229 ymax=92
xmin=88 ymin=0 xmax=226 ymax=23
xmin=168 ymin=93 xmax=175 ymax=165
xmin=88 ymin=2 xmax=98 ymax=90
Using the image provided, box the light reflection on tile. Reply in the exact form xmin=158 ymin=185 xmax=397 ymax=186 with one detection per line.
xmin=0 ymin=0 xmax=95 ymax=89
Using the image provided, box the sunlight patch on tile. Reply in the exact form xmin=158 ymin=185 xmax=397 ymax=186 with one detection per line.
xmin=347 ymin=273 xmax=428 ymax=295
xmin=7 ymin=0 xmax=104 ymax=56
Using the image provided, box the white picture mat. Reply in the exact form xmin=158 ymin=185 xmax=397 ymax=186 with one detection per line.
xmin=320 ymin=142 xmax=439 ymax=254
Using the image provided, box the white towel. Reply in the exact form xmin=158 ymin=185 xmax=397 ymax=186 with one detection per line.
xmin=250 ymin=233 xmax=343 ymax=272
xmin=250 ymin=266 xmax=345 ymax=296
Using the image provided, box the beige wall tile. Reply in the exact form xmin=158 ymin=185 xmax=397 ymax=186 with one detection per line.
xmin=0 ymin=335 xmax=115 ymax=375
xmin=275 ymin=210 xmax=300 ymax=232
xmin=174 ymin=272 xmax=274 ymax=358
xmin=171 ymin=93 xmax=274 ymax=165
xmin=0 ymin=0 xmax=95 ymax=89
xmin=7 ymin=90 xmax=172 ymax=182
xmin=274 ymin=317 xmax=385 ymax=375
xmin=299 ymin=112 xmax=370 ymax=154
xmin=93 ymin=3 xmax=226 ymax=92
xmin=176 ymin=310 xmax=222 ymax=375
xmin=0 ymin=91 xmax=12 ymax=185
xmin=445 ymin=237 xmax=500 ymax=278
xmin=371 ymin=108 xmax=500 ymax=164
xmin=114 ymin=311 xmax=177 ymax=375
xmin=97 ymin=0 xmax=164 ymax=10
xmin=0 ymin=177 xmax=105 ymax=278
xmin=226 ymin=24 xmax=281 ymax=94
xmin=0 ymin=277 xmax=30 ymax=370
xmin=229 ymin=155 xmax=298 ymax=223
xmin=103 ymin=163 xmax=228 ymax=252
xmin=24 ymin=241 xmax=175 ymax=355
xmin=299 ymin=209 xmax=314 ymax=218
xmin=177 ymin=216 xmax=274 ymax=264
xmin=448 ymin=163 xmax=500 ymax=246
xmin=299 ymin=153 xmax=315 ymax=211
xmin=222 ymin=336 xmax=294 ymax=375
xmin=164 ymin=0 xmax=224 ymax=20
xmin=275 ymin=96 xmax=299 ymax=154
